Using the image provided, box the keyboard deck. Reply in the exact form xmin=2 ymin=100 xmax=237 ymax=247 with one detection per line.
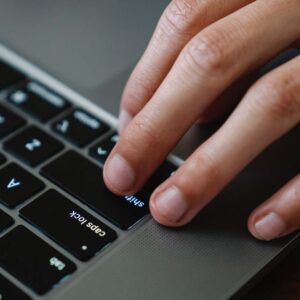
xmin=0 ymin=59 xmax=176 ymax=299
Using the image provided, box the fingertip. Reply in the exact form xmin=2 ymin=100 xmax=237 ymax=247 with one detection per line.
xmin=248 ymin=211 xmax=288 ymax=241
xmin=149 ymin=186 xmax=193 ymax=227
xmin=247 ymin=213 xmax=264 ymax=241
xmin=103 ymin=153 xmax=136 ymax=195
xmin=149 ymin=199 xmax=187 ymax=228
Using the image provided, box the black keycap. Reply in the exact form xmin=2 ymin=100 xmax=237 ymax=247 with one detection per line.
xmin=0 ymin=226 xmax=76 ymax=295
xmin=143 ymin=160 xmax=177 ymax=196
xmin=41 ymin=151 xmax=148 ymax=229
xmin=0 ymin=104 xmax=26 ymax=138
xmin=8 ymin=81 xmax=70 ymax=122
xmin=0 ymin=163 xmax=45 ymax=208
xmin=53 ymin=109 xmax=109 ymax=147
xmin=0 ymin=209 xmax=14 ymax=231
xmin=89 ymin=132 xmax=119 ymax=164
xmin=0 ymin=152 xmax=6 ymax=165
xmin=4 ymin=126 xmax=64 ymax=166
xmin=21 ymin=189 xmax=117 ymax=261
xmin=89 ymin=132 xmax=176 ymax=194
xmin=0 ymin=61 xmax=25 ymax=90
xmin=0 ymin=273 xmax=31 ymax=300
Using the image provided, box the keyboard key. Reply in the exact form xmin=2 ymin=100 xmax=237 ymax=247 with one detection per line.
xmin=0 ymin=152 xmax=6 ymax=165
xmin=89 ymin=132 xmax=176 ymax=194
xmin=0 ymin=209 xmax=14 ymax=231
xmin=0 ymin=61 xmax=25 ymax=90
xmin=41 ymin=151 xmax=148 ymax=229
xmin=0 ymin=273 xmax=31 ymax=300
xmin=0 ymin=163 xmax=45 ymax=208
xmin=0 ymin=104 xmax=26 ymax=138
xmin=0 ymin=226 xmax=76 ymax=295
xmin=21 ymin=189 xmax=117 ymax=261
xmin=89 ymin=132 xmax=119 ymax=164
xmin=8 ymin=81 xmax=70 ymax=122
xmin=4 ymin=126 xmax=64 ymax=166
xmin=52 ymin=109 xmax=109 ymax=147
xmin=143 ymin=160 xmax=177 ymax=196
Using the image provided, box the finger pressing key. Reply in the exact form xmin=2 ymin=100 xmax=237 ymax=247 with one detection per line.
xmin=104 ymin=0 xmax=300 ymax=197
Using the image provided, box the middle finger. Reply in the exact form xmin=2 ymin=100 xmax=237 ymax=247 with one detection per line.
xmin=104 ymin=0 xmax=300 ymax=195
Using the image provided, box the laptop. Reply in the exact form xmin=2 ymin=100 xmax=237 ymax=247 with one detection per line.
xmin=0 ymin=1 xmax=299 ymax=299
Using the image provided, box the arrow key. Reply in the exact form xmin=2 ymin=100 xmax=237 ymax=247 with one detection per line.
xmin=0 ymin=163 xmax=45 ymax=208
xmin=89 ymin=132 xmax=119 ymax=164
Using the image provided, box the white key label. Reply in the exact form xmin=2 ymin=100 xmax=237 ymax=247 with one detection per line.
xmin=7 ymin=178 xmax=21 ymax=189
xmin=11 ymin=90 xmax=28 ymax=104
xmin=25 ymin=138 xmax=42 ymax=151
xmin=97 ymin=147 xmax=107 ymax=156
xmin=56 ymin=120 xmax=69 ymax=133
xmin=49 ymin=257 xmax=66 ymax=271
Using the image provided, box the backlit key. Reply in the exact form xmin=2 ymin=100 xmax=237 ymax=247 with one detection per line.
xmin=41 ymin=151 xmax=148 ymax=229
xmin=0 ymin=226 xmax=76 ymax=295
xmin=53 ymin=109 xmax=109 ymax=147
xmin=8 ymin=81 xmax=70 ymax=122
xmin=4 ymin=126 xmax=64 ymax=166
xmin=21 ymin=189 xmax=117 ymax=261
xmin=89 ymin=132 xmax=119 ymax=164
xmin=0 ymin=163 xmax=45 ymax=208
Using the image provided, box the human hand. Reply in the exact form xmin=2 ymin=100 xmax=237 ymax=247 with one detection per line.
xmin=103 ymin=0 xmax=300 ymax=241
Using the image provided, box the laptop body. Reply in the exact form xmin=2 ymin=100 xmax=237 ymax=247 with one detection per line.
xmin=0 ymin=1 xmax=299 ymax=299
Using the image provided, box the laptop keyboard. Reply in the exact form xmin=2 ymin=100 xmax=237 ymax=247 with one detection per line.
xmin=0 ymin=59 xmax=176 ymax=298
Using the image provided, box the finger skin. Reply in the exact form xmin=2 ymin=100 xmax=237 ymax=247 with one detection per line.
xmin=119 ymin=0 xmax=254 ymax=132
xmin=104 ymin=0 xmax=300 ymax=196
xmin=150 ymin=54 xmax=300 ymax=227
xmin=248 ymin=174 xmax=300 ymax=241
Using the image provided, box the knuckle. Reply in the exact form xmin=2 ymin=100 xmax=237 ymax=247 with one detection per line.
xmin=122 ymin=74 xmax=155 ymax=115
xmin=178 ymin=150 xmax=221 ymax=200
xmin=182 ymin=29 xmax=228 ymax=76
xmin=161 ymin=0 xmax=200 ymax=37
xmin=254 ymin=76 xmax=300 ymax=121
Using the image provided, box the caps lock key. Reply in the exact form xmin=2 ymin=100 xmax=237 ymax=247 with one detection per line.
xmin=20 ymin=189 xmax=117 ymax=261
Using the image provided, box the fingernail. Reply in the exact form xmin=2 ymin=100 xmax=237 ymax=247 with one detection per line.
xmin=105 ymin=154 xmax=135 ymax=192
xmin=118 ymin=110 xmax=132 ymax=134
xmin=254 ymin=212 xmax=287 ymax=241
xmin=154 ymin=186 xmax=187 ymax=223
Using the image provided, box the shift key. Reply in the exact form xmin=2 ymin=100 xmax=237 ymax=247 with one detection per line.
xmin=20 ymin=189 xmax=117 ymax=261
xmin=41 ymin=151 xmax=149 ymax=229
